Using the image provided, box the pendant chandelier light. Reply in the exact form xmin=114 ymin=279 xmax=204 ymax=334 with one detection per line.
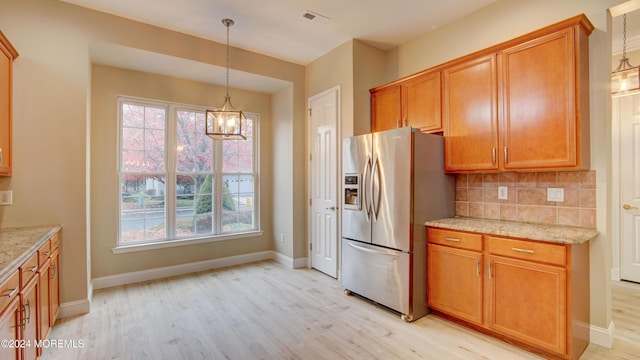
xmin=206 ymin=18 xmax=247 ymax=140
xmin=612 ymin=13 xmax=640 ymax=94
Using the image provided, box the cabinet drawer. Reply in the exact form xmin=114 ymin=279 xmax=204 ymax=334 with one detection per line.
xmin=486 ymin=236 xmax=566 ymax=266
xmin=0 ymin=270 xmax=19 ymax=312
xmin=20 ymin=252 xmax=39 ymax=288
xmin=38 ymin=239 xmax=52 ymax=268
xmin=427 ymin=227 xmax=483 ymax=251
xmin=51 ymin=232 xmax=61 ymax=251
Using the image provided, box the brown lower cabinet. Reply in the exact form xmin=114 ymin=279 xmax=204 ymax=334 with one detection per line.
xmin=427 ymin=227 xmax=589 ymax=360
xmin=0 ymin=231 xmax=61 ymax=360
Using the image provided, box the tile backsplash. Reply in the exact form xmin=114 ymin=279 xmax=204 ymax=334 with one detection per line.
xmin=454 ymin=171 xmax=596 ymax=228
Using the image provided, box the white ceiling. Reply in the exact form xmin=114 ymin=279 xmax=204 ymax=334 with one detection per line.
xmin=62 ymin=0 xmax=500 ymax=65
xmin=60 ymin=0 xmax=639 ymax=92
xmin=62 ymin=0 xmax=502 ymax=92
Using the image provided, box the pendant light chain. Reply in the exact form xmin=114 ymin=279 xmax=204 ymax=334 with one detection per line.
xmin=225 ymin=19 xmax=231 ymax=99
xmin=623 ymin=14 xmax=628 ymax=61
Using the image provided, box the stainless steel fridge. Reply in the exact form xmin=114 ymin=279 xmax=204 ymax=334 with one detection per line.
xmin=341 ymin=126 xmax=454 ymax=321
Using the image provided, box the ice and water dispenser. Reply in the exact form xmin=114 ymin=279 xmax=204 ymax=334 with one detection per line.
xmin=343 ymin=174 xmax=361 ymax=210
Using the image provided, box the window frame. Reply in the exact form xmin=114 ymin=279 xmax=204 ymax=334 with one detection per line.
xmin=115 ymin=96 xmax=261 ymax=253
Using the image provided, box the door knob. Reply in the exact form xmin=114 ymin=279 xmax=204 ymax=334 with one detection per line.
xmin=623 ymin=204 xmax=638 ymax=210
xmin=326 ymin=206 xmax=336 ymax=211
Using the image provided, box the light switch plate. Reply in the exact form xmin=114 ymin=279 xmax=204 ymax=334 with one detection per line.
xmin=547 ymin=188 xmax=564 ymax=202
xmin=498 ymin=186 xmax=508 ymax=200
xmin=0 ymin=191 xmax=12 ymax=205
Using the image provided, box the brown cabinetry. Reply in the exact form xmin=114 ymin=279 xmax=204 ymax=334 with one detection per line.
xmin=427 ymin=228 xmax=483 ymax=325
xmin=443 ymin=54 xmax=498 ymax=171
xmin=499 ymin=26 xmax=590 ymax=170
xmin=370 ymin=71 xmax=442 ymax=133
xmin=427 ymin=227 xmax=589 ymax=359
xmin=0 ymin=271 xmax=20 ymax=360
xmin=443 ymin=16 xmax=592 ymax=172
xmin=487 ymin=236 xmax=567 ymax=355
xmin=0 ymin=30 xmax=18 ymax=177
xmin=0 ymin=231 xmax=61 ymax=360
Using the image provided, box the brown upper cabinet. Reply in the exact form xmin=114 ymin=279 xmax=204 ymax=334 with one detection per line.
xmin=370 ymin=70 xmax=442 ymax=133
xmin=0 ymin=30 xmax=18 ymax=177
xmin=445 ymin=15 xmax=592 ymax=172
xmin=443 ymin=54 xmax=499 ymax=171
xmin=370 ymin=15 xmax=593 ymax=173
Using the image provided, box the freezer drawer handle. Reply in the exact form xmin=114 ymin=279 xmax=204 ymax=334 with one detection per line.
xmin=443 ymin=237 xmax=460 ymax=242
xmin=347 ymin=242 xmax=399 ymax=258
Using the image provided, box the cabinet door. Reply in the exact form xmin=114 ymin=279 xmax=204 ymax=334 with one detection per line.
xmin=427 ymin=244 xmax=483 ymax=325
xmin=0 ymin=296 xmax=20 ymax=360
xmin=371 ymin=85 xmax=402 ymax=132
xmin=488 ymin=255 xmax=566 ymax=354
xmin=403 ymin=72 xmax=442 ymax=132
xmin=38 ymin=258 xmax=51 ymax=349
xmin=21 ymin=276 xmax=38 ymax=360
xmin=500 ymin=28 xmax=578 ymax=170
xmin=443 ymin=54 xmax=499 ymax=171
xmin=49 ymin=249 xmax=60 ymax=325
xmin=0 ymin=39 xmax=12 ymax=176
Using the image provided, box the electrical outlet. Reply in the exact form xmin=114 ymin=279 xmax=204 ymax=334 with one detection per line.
xmin=280 ymin=233 xmax=285 ymax=243
xmin=0 ymin=191 xmax=12 ymax=205
xmin=498 ymin=186 xmax=508 ymax=200
xmin=547 ymin=188 xmax=564 ymax=202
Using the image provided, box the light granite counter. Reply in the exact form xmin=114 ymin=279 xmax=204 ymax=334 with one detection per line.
xmin=0 ymin=225 xmax=61 ymax=284
xmin=425 ymin=217 xmax=598 ymax=245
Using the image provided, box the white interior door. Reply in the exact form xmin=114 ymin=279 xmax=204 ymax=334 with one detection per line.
xmin=309 ymin=87 xmax=339 ymax=278
xmin=619 ymin=93 xmax=640 ymax=283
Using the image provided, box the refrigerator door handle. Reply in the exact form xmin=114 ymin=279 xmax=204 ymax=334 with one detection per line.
xmin=363 ymin=156 xmax=372 ymax=220
xmin=371 ymin=157 xmax=381 ymax=220
xmin=347 ymin=242 xmax=399 ymax=258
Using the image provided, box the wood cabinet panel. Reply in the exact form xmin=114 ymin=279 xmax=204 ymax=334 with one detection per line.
xmin=428 ymin=244 xmax=483 ymax=325
xmin=371 ymin=84 xmax=402 ymax=132
xmin=427 ymin=227 xmax=482 ymax=251
xmin=0 ymin=270 xmax=19 ymax=312
xmin=443 ymin=54 xmax=499 ymax=172
xmin=0 ymin=294 xmax=20 ymax=360
xmin=487 ymin=236 xmax=566 ymax=266
xmin=403 ymin=72 xmax=442 ymax=132
xmin=500 ymin=27 xmax=586 ymax=170
xmin=0 ymin=31 xmax=18 ymax=177
xmin=21 ymin=276 xmax=39 ymax=360
xmin=50 ymin=248 xmax=60 ymax=325
xmin=488 ymin=255 xmax=567 ymax=355
xmin=38 ymin=257 xmax=51 ymax=351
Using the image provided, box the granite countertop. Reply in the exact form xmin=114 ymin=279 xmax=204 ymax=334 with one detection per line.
xmin=425 ymin=217 xmax=598 ymax=245
xmin=0 ymin=225 xmax=61 ymax=284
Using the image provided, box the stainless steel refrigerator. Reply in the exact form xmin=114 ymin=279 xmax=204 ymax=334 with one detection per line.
xmin=341 ymin=126 xmax=454 ymax=321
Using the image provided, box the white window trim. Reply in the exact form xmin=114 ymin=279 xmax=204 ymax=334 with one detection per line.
xmin=114 ymin=96 xmax=260 ymax=253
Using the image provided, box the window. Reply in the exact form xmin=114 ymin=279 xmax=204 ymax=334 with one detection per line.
xmin=118 ymin=97 xmax=259 ymax=246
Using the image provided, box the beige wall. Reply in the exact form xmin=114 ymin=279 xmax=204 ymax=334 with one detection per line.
xmin=0 ymin=0 xmax=305 ymax=308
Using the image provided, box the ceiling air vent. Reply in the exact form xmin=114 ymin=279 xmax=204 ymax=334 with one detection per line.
xmin=302 ymin=10 xmax=329 ymax=24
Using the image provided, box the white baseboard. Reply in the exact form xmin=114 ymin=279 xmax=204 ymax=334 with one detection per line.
xmin=611 ymin=267 xmax=621 ymax=281
xmin=590 ymin=321 xmax=614 ymax=349
xmin=273 ymin=252 xmax=308 ymax=269
xmin=92 ymin=250 xmax=275 ymax=289
xmin=58 ymin=298 xmax=91 ymax=319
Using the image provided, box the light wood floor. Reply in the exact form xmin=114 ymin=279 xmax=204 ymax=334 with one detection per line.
xmin=41 ymin=261 xmax=640 ymax=360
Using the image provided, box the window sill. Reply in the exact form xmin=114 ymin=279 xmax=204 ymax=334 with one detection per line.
xmin=112 ymin=230 xmax=264 ymax=254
